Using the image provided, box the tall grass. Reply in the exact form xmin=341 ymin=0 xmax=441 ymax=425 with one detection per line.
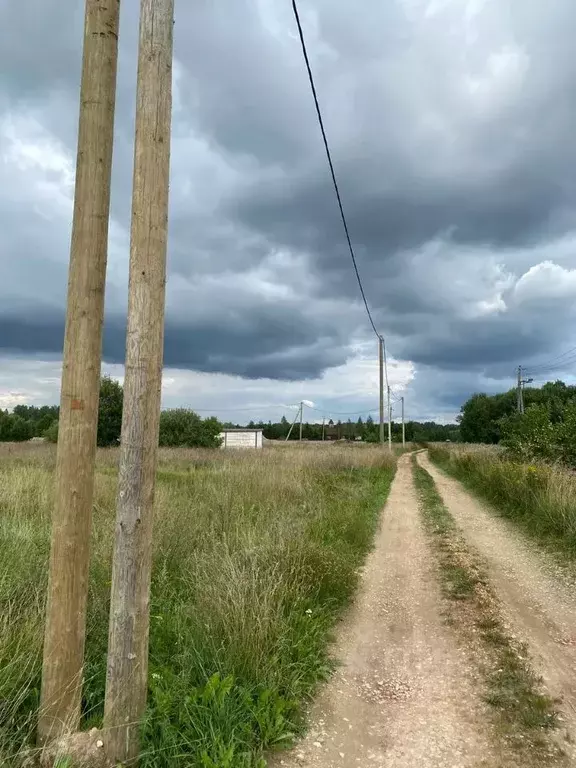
xmin=0 ymin=444 xmax=396 ymax=767
xmin=429 ymin=445 xmax=576 ymax=559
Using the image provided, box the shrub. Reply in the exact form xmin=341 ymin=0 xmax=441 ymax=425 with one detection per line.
xmin=97 ymin=376 xmax=123 ymax=447
xmin=159 ymin=409 xmax=222 ymax=448
xmin=43 ymin=420 xmax=58 ymax=444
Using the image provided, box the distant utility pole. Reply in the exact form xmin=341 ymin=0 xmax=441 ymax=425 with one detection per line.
xmin=285 ymin=404 xmax=301 ymax=441
xmin=517 ymin=366 xmax=523 ymax=414
xmin=299 ymin=401 xmax=304 ymax=441
xmin=401 ymin=396 xmax=405 ymax=447
xmin=39 ymin=0 xmax=120 ymax=744
xmin=516 ymin=366 xmax=533 ymax=415
xmin=379 ymin=336 xmax=385 ymax=444
xmin=387 ymin=386 xmax=392 ymax=452
xmin=103 ymin=0 xmax=174 ymax=763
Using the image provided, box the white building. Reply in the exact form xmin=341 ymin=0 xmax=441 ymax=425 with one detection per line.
xmin=219 ymin=428 xmax=264 ymax=449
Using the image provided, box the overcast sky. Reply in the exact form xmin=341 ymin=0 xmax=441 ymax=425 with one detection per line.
xmin=1 ymin=0 xmax=576 ymax=424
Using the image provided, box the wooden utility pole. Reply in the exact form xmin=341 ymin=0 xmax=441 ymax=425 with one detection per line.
xmin=285 ymin=405 xmax=300 ymax=441
xmin=401 ymin=396 xmax=405 ymax=447
xmin=387 ymin=386 xmax=392 ymax=452
xmin=299 ymin=401 xmax=304 ymax=441
xmin=103 ymin=0 xmax=174 ymax=763
xmin=39 ymin=0 xmax=120 ymax=744
xmin=379 ymin=336 xmax=385 ymax=445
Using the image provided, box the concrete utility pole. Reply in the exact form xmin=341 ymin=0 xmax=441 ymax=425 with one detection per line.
xmin=401 ymin=396 xmax=405 ymax=447
xmin=39 ymin=0 xmax=120 ymax=744
xmin=103 ymin=0 xmax=174 ymax=763
xmin=516 ymin=366 xmax=533 ymax=414
xmin=379 ymin=336 xmax=385 ymax=445
xmin=299 ymin=401 xmax=304 ymax=441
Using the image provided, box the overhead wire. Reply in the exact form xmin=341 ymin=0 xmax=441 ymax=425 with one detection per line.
xmin=189 ymin=4 xmax=402 ymax=425
xmin=291 ymin=0 xmax=381 ymax=340
xmin=523 ymin=345 xmax=576 ymax=375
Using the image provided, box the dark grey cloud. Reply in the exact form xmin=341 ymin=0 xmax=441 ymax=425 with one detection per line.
xmin=0 ymin=301 xmax=353 ymax=381
xmin=3 ymin=0 xmax=576 ymax=415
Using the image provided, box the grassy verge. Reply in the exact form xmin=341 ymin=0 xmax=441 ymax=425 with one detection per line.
xmin=428 ymin=445 xmax=576 ymax=561
xmin=0 ymin=445 xmax=395 ymax=767
xmin=412 ymin=454 xmax=562 ymax=764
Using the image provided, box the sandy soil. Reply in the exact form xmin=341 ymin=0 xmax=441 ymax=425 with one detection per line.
xmin=273 ymin=453 xmax=500 ymax=768
xmin=418 ymin=451 xmax=576 ymax=760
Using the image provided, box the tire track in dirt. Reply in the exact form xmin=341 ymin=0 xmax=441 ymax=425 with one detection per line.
xmin=273 ymin=453 xmax=502 ymax=768
xmin=419 ymin=451 xmax=576 ymax=761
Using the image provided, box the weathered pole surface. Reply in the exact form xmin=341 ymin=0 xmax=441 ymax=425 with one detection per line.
xmin=379 ymin=336 xmax=385 ymax=444
xmin=103 ymin=0 xmax=174 ymax=762
xmin=387 ymin=386 xmax=392 ymax=452
xmin=38 ymin=0 xmax=120 ymax=743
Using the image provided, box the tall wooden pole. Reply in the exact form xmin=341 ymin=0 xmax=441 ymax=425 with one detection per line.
xmin=299 ymin=401 xmax=304 ymax=441
xmin=103 ymin=0 xmax=174 ymax=763
xmin=285 ymin=406 xmax=300 ymax=441
xmin=38 ymin=0 xmax=120 ymax=743
xmin=387 ymin=386 xmax=392 ymax=452
xmin=378 ymin=336 xmax=385 ymax=444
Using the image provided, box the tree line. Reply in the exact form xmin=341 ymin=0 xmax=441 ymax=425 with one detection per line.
xmin=1 ymin=382 xmax=459 ymax=447
xmin=0 ymin=378 xmax=223 ymax=448
xmin=458 ymin=380 xmax=576 ymax=464
xmin=224 ymin=415 xmax=458 ymax=443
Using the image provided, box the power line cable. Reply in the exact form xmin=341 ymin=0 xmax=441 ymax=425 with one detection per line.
xmin=291 ymin=0 xmax=380 ymax=339
xmin=523 ymin=358 xmax=576 ymax=377
xmin=523 ymin=345 xmax=576 ymax=374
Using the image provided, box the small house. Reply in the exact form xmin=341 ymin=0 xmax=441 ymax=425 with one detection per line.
xmin=219 ymin=428 xmax=264 ymax=449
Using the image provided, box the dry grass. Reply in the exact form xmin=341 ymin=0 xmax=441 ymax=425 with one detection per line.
xmin=429 ymin=445 xmax=576 ymax=560
xmin=0 ymin=443 xmax=396 ymax=767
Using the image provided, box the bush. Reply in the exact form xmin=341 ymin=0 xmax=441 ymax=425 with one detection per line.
xmin=43 ymin=420 xmax=59 ymax=444
xmin=500 ymin=405 xmax=557 ymax=462
xmin=97 ymin=376 xmax=123 ymax=447
xmin=159 ymin=409 xmax=222 ymax=448
xmin=499 ymin=401 xmax=576 ymax=467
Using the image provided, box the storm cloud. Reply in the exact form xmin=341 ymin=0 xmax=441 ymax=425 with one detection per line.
xmin=2 ymin=0 xmax=576 ymax=417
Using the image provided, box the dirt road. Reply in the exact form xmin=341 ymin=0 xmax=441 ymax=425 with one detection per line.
xmin=274 ymin=453 xmax=502 ymax=768
xmin=418 ymin=451 xmax=576 ymax=758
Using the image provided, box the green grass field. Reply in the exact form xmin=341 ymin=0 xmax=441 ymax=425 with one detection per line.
xmin=0 ymin=443 xmax=396 ymax=767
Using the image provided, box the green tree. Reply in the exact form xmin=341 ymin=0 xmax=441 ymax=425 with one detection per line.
xmin=9 ymin=415 xmax=32 ymax=442
xmin=44 ymin=420 xmax=59 ymax=444
xmin=500 ymin=404 xmax=556 ymax=461
xmin=97 ymin=376 xmax=124 ymax=447
xmin=159 ymin=409 xmax=222 ymax=448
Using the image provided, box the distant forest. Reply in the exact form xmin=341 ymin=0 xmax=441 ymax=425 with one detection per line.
xmin=223 ymin=416 xmax=459 ymax=443
xmin=0 ymin=394 xmax=459 ymax=445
